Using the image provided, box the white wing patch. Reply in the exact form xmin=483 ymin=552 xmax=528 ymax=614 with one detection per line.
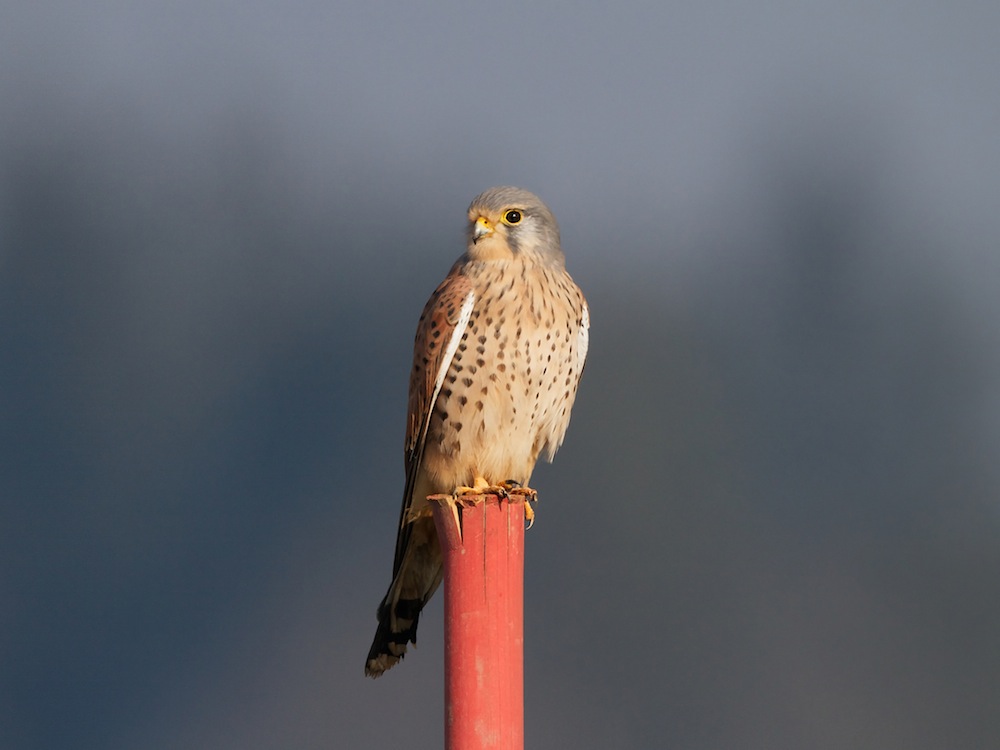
xmin=577 ymin=301 xmax=590 ymax=375
xmin=419 ymin=289 xmax=476 ymax=450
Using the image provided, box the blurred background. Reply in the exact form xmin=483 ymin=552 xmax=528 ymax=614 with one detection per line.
xmin=3 ymin=2 xmax=999 ymax=748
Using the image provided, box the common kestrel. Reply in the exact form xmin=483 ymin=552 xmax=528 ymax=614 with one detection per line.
xmin=365 ymin=186 xmax=589 ymax=677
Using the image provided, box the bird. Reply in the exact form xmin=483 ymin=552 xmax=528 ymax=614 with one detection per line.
xmin=365 ymin=186 xmax=589 ymax=677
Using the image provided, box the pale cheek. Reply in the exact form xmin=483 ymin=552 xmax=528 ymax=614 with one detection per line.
xmin=468 ymin=235 xmax=515 ymax=261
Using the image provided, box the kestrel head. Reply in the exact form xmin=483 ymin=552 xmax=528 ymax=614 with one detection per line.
xmin=465 ymin=186 xmax=564 ymax=266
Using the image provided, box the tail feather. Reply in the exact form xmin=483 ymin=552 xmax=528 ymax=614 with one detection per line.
xmin=364 ymin=598 xmax=423 ymax=677
xmin=365 ymin=517 xmax=442 ymax=677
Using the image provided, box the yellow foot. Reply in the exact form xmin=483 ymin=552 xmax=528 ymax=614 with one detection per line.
xmin=508 ymin=485 xmax=538 ymax=528
xmin=454 ymin=475 xmax=494 ymax=496
xmin=497 ymin=481 xmax=538 ymax=528
xmin=453 ymin=478 xmax=538 ymax=526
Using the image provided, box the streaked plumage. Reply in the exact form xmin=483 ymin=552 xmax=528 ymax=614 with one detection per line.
xmin=365 ymin=187 xmax=589 ymax=677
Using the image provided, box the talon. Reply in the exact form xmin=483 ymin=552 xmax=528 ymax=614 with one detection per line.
xmin=508 ymin=486 xmax=537 ymax=502
xmin=505 ymin=485 xmax=538 ymax=528
xmin=523 ymin=501 xmax=535 ymax=528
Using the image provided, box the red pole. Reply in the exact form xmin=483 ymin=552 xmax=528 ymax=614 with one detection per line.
xmin=430 ymin=494 xmax=525 ymax=750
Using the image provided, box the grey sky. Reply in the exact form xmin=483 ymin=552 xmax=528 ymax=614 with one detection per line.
xmin=2 ymin=2 xmax=999 ymax=749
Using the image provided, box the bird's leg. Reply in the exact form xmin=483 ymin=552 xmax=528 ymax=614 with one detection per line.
xmin=453 ymin=475 xmax=495 ymax=496
xmin=454 ymin=475 xmax=513 ymax=497
xmin=502 ymin=480 xmax=538 ymax=528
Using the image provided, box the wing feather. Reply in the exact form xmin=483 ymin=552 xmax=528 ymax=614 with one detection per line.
xmin=391 ymin=270 xmax=475 ymax=574
xmin=577 ymin=300 xmax=590 ymax=375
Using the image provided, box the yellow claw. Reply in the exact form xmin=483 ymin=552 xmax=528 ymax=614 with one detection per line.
xmin=506 ymin=485 xmax=538 ymax=529
xmin=523 ymin=501 xmax=535 ymax=528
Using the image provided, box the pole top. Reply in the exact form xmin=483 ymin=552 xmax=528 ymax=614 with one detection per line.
xmin=427 ymin=493 xmax=530 ymax=549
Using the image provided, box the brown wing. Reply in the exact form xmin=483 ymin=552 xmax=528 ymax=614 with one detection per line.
xmin=391 ymin=268 xmax=475 ymax=575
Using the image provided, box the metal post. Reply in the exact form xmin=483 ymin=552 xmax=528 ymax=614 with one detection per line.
xmin=429 ymin=494 xmax=525 ymax=750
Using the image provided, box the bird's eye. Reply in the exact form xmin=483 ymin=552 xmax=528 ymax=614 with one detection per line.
xmin=503 ymin=210 xmax=522 ymax=224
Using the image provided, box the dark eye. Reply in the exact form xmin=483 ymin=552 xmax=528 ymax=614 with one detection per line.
xmin=503 ymin=210 xmax=522 ymax=224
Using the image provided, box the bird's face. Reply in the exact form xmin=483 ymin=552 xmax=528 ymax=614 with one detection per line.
xmin=465 ymin=186 xmax=564 ymax=266
xmin=465 ymin=205 xmax=529 ymax=261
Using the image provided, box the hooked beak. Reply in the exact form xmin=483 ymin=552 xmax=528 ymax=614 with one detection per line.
xmin=473 ymin=216 xmax=494 ymax=242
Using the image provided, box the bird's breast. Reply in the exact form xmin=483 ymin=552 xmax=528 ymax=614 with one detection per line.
xmin=421 ymin=261 xmax=586 ymax=490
